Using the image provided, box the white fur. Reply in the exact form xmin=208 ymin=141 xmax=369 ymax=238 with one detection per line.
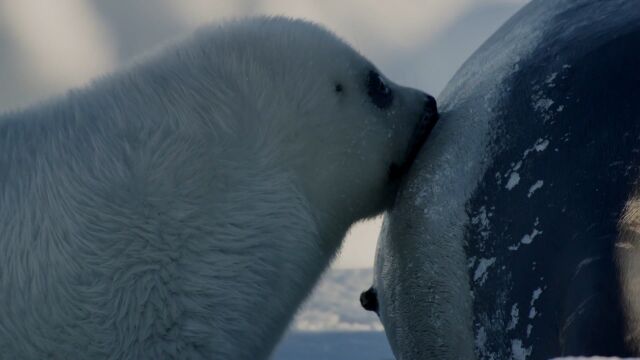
xmin=0 ymin=17 xmax=427 ymax=359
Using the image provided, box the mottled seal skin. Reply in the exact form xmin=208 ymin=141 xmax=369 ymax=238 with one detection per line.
xmin=366 ymin=1 xmax=640 ymax=359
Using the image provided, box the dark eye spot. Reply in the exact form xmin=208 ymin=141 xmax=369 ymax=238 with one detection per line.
xmin=367 ymin=70 xmax=393 ymax=109
xmin=335 ymin=83 xmax=344 ymax=93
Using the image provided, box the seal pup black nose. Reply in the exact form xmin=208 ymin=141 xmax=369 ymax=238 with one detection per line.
xmin=423 ymin=94 xmax=438 ymax=117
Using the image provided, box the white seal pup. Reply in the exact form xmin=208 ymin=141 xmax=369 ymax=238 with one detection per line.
xmin=0 ymin=17 xmax=438 ymax=359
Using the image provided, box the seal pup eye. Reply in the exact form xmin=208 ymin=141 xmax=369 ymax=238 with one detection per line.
xmin=367 ymin=70 xmax=394 ymax=109
xmin=335 ymin=83 xmax=344 ymax=93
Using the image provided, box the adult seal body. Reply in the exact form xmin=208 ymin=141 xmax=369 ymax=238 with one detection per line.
xmin=367 ymin=1 xmax=640 ymax=358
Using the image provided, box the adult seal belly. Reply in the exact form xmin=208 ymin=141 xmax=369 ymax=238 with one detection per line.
xmin=364 ymin=0 xmax=640 ymax=359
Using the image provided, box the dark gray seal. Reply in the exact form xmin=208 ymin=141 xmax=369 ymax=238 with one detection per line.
xmin=365 ymin=0 xmax=640 ymax=358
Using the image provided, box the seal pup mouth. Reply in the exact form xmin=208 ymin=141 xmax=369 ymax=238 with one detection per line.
xmin=389 ymin=94 xmax=439 ymax=181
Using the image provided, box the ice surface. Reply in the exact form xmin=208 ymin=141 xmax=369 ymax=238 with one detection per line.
xmin=273 ymin=332 xmax=393 ymax=360
xmin=274 ymin=269 xmax=392 ymax=360
xmin=290 ymin=269 xmax=383 ymax=332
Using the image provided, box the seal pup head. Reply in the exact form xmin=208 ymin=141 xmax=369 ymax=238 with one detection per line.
xmin=198 ymin=17 xmax=438 ymax=227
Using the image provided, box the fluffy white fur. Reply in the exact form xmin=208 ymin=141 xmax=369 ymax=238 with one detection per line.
xmin=0 ymin=17 xmax=428 ymax=359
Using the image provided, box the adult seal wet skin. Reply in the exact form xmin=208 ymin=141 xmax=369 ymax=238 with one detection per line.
xmin=364 ymin=0 xmax=640 ymax=359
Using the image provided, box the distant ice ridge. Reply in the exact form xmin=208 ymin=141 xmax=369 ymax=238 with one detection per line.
xmin=291 ymin=268 xmax=383 ymax=332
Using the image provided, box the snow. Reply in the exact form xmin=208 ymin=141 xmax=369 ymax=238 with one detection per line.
xmin=474 ymin=257 xmax=497 ymax=285
xmin=521 ymin=229 xmax=541 ymax=245
xmin=508 ymin=219 xmax=542 ymax=250
xmin=475 ymin=326 xmax=488 ymax=355
xmin=511 ymin=339 xmax=532 ymax=360
xmin=528 ymin=288 xmax=543 ymax=319
xmin=507 ymin=303 xmax=520 ymax=330
xmin=506 ymin=172 xmax=521 ymax=190
xmin=545 ymin=72 xmax=558 ymax=85
xmin=531 ymin=288 xmax=542 ymax=302
xmin=527 ymin=180 xmax=544 ymax=197
xmin=534 ymin=139 xmax=550 ymax=152
xmin=522 ymin=138 xmax=550 ymax=159
xmin=290 ymin=269 xmax=383 ymax=332
xmin=274 ymin=268 xmax=393 ymax=359
xmin=574 ymin=257 xmax=600 ymax=276
xmin=471 ymin=206 xmax=492 ymax=240
xmin=533 ymin=98 xmax=555 ymax=112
